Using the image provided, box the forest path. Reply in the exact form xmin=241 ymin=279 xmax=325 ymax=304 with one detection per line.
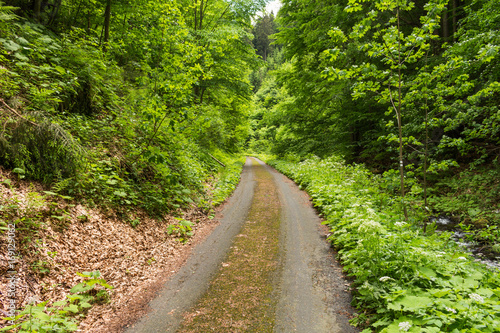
xmin=125 ymin=157 xmax=358 ymax=333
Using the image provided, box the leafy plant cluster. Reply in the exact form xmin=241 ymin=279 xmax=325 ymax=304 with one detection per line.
xmin=210 ymin=156 xmax=246 ymax=206
xmin=0 ymin=179 xmax=76 ymax=246
xmin=1 ymin=271 xmax=112 ymax=333
xmin=167 ymin=217 xmax=195 ymax=244
xmin=267 ymin=156 xmax=500 ymax=332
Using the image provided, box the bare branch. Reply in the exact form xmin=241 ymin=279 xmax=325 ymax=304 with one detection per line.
xmin=0 ymin=99 xmax=39 ymax=127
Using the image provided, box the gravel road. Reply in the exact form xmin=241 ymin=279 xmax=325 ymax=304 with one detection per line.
xmin=125 ymin=157 xmax=359 ymax=333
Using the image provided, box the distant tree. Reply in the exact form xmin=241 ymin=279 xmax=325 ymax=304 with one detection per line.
xmin=252 ymin=12 xmax=276 ymax=61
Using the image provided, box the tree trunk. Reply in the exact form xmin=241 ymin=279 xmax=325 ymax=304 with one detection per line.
xmin=199 ymin=0 xmax=204 ymax=29
xmin=48 ymin=0 xmax=62 ymax=26
xmin=87 ymin=9 xmax=91 ymax=34
xmin=452 ymin=0 xmax=458 ymax=39
xmin=442 ymin=6 xmax=449 ymax=42
xmin=33 ymin=0 xmax=42 ymax=22
xmin=194 ymin=0 xmax=197 ymax=30
xmin=103 ymin=0 xmax=112 ymax=52
xmin=397 ymin=6 xmax=408 ymax=220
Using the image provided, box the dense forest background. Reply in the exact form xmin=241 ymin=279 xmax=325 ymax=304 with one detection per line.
xmin=0 ymin=0 xmax=269 ymax=216
xmin=0 ymin=0 xmax=499 ymax=265
xmin=249 ymin=0 xmax=499 ymax=245
xmin=0 ymin=0 xmax=499 ymax=257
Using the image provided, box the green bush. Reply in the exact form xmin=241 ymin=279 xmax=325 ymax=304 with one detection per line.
xmin=0 ymin=119 xmax=85 ymax=182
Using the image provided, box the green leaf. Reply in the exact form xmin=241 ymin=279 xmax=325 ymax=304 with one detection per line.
xmin=70 ymin=282 xmax=93 ymax=293
xmin=43 ymin=191 xmax=58 ymax=196
xmin=13 ymin=52 xmax=29 ymax=61
xmin=32 ymin=310 xmax=51 ymax=321
xmin=54 ymin=65 xmax=66 ymax=74
xmin=53 ymin=300 xmax=67 ymax=307
xmin=389 ymin=296 xmax=433 ymax=312
xmin=79 ymin=302 xmax=92 ymax=308
xmin=64 ymin=304 xmax=79 ymax=313
xmin=113 ymin=190 xmax=127 ymax=197
xmin=3 ymin=40 xmax=20 ymax=51
xmin=12 ymin=168 xmax=25 ymax=174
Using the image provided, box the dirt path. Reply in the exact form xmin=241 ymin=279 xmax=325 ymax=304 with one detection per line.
xmin=125 ymin=157 xmax=358 ymax=332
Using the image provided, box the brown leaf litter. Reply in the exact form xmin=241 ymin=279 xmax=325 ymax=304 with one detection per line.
xmin=0 ymin=167 xmax=221 ymax=332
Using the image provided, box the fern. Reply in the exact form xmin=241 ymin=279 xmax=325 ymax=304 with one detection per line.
xmin=52 ymin=177 xmax=72 ymax=193
xmin=0 ymin=1 xmax=18 ymax=30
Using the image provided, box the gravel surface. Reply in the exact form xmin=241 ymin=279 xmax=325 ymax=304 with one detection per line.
xmin=125 ymin=157 xmax=359 ymax=332
xmin=260 ymin=158 xmax=358 ymax=333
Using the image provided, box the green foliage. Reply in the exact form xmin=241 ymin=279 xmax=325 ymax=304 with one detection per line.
xmin=0 ymin=0 xmax=258 ymax=219
xmin=167 ymin=217 xmax=195 ymax=243
xmin=428 ymin=165 xmax=500 ymax=245
xmin=211 ymin=157 xmax=246 ymax=206
xmin=0 ymin=120 xmax=85 ymax=183
xmin=1 ymin=271 xmax=112 ymax=333
xmin=268 ymin=155 xmax=500 ymax=332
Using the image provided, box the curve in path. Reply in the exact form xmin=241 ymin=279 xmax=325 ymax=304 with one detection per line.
xmin=125 ymin=157 xmax=358 ymax=333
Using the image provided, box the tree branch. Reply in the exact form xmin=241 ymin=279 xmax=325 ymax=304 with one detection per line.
xmin=0 ymin=99 xmax=39 ymax=127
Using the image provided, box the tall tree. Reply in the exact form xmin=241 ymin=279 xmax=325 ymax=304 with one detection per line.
xmin=252 ymin=12 xmax=276 ymax=60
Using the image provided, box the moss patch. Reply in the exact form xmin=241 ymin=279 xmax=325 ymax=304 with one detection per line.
xmin=178 ymin=158 xmax=281 ymax=332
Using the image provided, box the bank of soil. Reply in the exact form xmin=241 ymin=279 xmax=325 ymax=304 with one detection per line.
xmin=126 ymin=157 xmax=359 ymax=332
xmin=0 ymin=166 xmax=221 ymax=332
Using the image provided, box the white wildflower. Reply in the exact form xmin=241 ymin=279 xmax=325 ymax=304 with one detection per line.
xmin=394 ymin=222 xmax=406 ymax=227
xmin=379 ymin=276 xmax=392 ymax=282
xmin=469 ymin=293 xmax=484 ymax=303
xmin=398 ymin=321 xmax=412 ymax=332
xmin=435 ymin=254 xmax=443 ymax=257
xmin=358 ymin=220 xmax=384 ymax=233
xmin=445 ymin=306 xmax=456 ymax=313
xmin=458 ymin=256 xmax=467 ymax=260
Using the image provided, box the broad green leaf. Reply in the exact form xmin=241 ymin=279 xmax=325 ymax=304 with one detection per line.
xmin=3 ymin=40 xmax=20 ymax=51
xmin=64 ymin=304 xmax=79 ymax=313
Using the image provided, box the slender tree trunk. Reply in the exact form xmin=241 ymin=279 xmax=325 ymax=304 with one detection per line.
xmin=48 ymin=0 xmax=62 ymax=26
xmin=121 ymin=12 xmax=127 ymax=39
xmin=71 ymin=0 xmax=84 ymax=29
xmin=397 ymin=6 xmax=408 ymax=220
xmin=452 ymin=0 xmax=458 ymax=39
xmin=199 ymin=0 xmax=204 ymax=29
xmin=87 ymin=9 xmax=91 ymax=34
xmin=423 ymin=51 xmax=430 ymax=232
xmin=34 ymin=0 xmax=42 ymax=22
xmin=200 ymin=87 xmax=206 ymax=104
xmin=103 ymin=0 xmax=112 ymax=52
xmin=442 ymin=6 xmax=449 ymax=42
xmin=194 ymin=0 xmax=197 ymax=30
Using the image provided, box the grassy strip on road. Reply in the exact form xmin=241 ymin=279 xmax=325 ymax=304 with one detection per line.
xmin=178 ymin=158 xmax=281 ymax=332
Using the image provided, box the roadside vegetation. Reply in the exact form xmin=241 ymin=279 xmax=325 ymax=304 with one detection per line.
xmin=267 ymin=156 xmax=500 ymax=332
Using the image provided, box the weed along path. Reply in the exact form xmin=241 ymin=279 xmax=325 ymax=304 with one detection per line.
xmin=125 ymin=157 xmax=358 ymax=333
